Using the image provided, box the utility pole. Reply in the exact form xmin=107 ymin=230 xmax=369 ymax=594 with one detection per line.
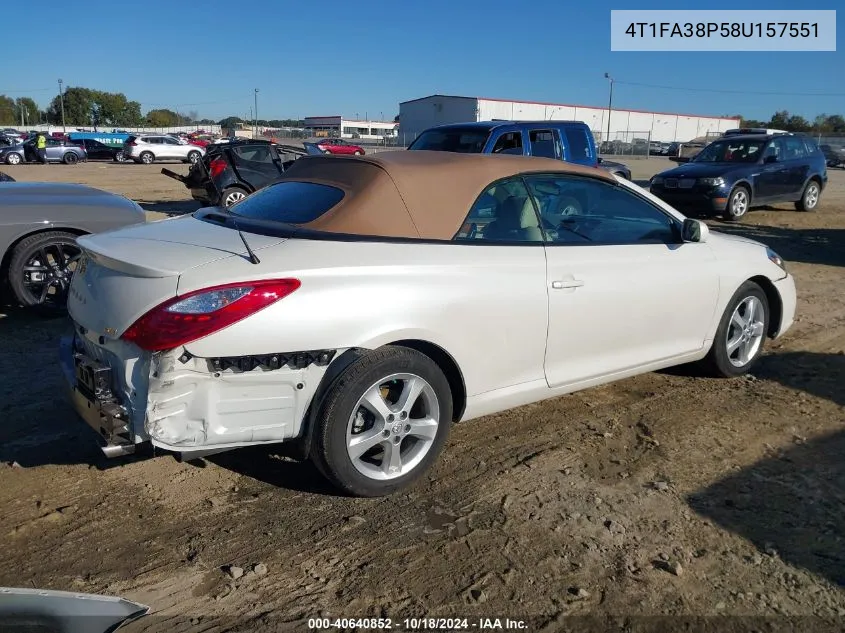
xmin=58 ymin=78 xmax=66 ymax=133
xmin=19 ymin=99 xmax=24 ymax=127
xmin=604 ymin=73 xmax=613 ymax=151
xmin=254 ymin=88 xmax=259 ymax=138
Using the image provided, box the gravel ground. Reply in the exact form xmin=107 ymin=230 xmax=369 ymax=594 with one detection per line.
xmin=0 ymin=158 xmax=844 ymax=632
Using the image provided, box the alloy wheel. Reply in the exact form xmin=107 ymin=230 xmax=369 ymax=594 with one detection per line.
xmin=726 ymin=296 xmax=765 ymax=367
xmin=346 ymin=373 xmax=440 ymax=481
xmin=20 ymin=242 xmax=82 ymax=308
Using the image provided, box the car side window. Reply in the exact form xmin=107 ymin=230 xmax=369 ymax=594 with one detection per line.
xmin=491 ymin=132 xmax=524 ymax=155
xmin=783 ymin=136 xmax=807 ymax=159
xmin=563 ymin=126 xmax=593 ymax=161
xmin=454 ymin=178 xmax=544 ymax=243
xmin=529 ymin=130 xmax=561 ymax=160
xmin=523 ymin=175 xmax=679 ymax=245
xmin=233 ymin=145 xmax=273 ymax=164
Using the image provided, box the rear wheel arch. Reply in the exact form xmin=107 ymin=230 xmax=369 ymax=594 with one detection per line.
xmin=296 ymin=340 xmax=467 ymax=462
xmin=2 ymin=226 xmax=88 ymax=276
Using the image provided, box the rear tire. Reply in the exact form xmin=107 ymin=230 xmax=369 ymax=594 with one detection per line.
xmin=139 ymin=151 xmax=154 ymax=165
xmin=794 ymin=180 xmax=820 ymax=212
xmin=62 ymin=152 xmax=79 ymax=165
xmin=701 ymin=281 xmax=769 ymax=378
xmin=220 ymin=187 xmax=247 ymax=208
xmin=310 ymin=346 xmax=453 ymax=497
xmin=114 ymin=150 xmax=126 ymax=163
xmin=187 ymin=150 xmax=201 ymax=165
xmin=722 ymin=185 xmax=750 ymax=222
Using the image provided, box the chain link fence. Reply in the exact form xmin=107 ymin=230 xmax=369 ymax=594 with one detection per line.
xmin=594 ymin=131 xmax=653 ymax=157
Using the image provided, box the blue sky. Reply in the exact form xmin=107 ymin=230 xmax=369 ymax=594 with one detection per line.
xmin=1 ymin=0 xmax=842 ymax=122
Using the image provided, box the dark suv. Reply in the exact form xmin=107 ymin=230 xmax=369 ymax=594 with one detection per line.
xmin=649 ymin=133 xmax=828 ymax=221
xmin=162 ymin=140 xmax=314 ymax=208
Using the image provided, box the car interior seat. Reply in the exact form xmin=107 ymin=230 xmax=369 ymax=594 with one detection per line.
xmin=483 ymin=196 xmax=543 ymax=241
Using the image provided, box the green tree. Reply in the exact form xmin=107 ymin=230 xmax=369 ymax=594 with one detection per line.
xmin=217 ymin=116 xmax=243 ymax=129
xmin=94 ymin=91 xmax=143 ymax=126
xmin=145 ymin=108 xmax=180 ymax=127
xmin=45 ymin=86 xmax=97 ymax=126
xmin=0 ymin=95 xmax=17 ymax=125
xmin=13 ymin=97 xmax=41 ymax=125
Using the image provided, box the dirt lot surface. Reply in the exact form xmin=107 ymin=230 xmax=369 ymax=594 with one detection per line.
xmin=1 ymin=158 xmax=844 ymax=632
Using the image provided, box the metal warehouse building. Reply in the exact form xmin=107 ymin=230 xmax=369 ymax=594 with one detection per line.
xmin=398 ymin=94 xmax=739 ymax=145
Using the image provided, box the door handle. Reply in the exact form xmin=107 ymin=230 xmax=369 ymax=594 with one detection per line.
xmin=551 ymin=279 xmax=584 ymax=289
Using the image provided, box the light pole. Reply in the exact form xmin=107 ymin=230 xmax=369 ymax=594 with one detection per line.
xmin=58 ymin=78 xmax=66 ymax=133
xmin=254 ymin=88 xmax=259 ymax=138
xmin=604 ymin=73 xmax=613 ymax=150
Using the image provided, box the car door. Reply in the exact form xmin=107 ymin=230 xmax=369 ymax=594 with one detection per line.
xmin=229 ymin=144 xmax=284 ymax=190
xmin=46 ymin=138 xmax=64 ymax=161
xmin=781 ymin=136 xmax=811 ymax=198
xmin=755 ymin=138 xmax=789 ymax=201
xmin=523 ymin=173 xmax=720 ymax=387
xmin=161 ymin=137 xmax=183 ymax=159
xmin=452 ymin=176 xmax=550 ymax=395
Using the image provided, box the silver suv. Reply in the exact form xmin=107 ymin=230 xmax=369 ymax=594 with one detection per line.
xmin=123 ymin=135 xmax=205 ymax=165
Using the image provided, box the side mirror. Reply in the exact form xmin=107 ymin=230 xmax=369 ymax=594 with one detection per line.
xmin=681 ymin=218 xmax=709 ymax=243
xmin=764 ymin=154 xmax=778 ymax=164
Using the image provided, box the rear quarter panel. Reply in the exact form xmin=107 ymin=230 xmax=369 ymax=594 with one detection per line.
xmin=177 ymin=238 xmax=551 ymax=398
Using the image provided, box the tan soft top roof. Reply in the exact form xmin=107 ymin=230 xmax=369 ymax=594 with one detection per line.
xmin=277 ymin=150 xmax=614 ymax=240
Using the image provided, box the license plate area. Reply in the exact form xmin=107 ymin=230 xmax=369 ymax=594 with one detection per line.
xmin=75 ymin=353 xmax=114 ymax=402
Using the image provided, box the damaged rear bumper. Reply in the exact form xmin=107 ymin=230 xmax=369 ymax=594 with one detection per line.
xmin=60 ymin=330 xmax=339 ymax=459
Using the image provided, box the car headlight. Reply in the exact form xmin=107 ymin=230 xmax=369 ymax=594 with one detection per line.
xmin=650 ymin=176 xmax=663 ymax=186
xmin=699 ymin=177 xmax=725 ymax=187
xmin=766 ymin=247 xmax=787 ymax=272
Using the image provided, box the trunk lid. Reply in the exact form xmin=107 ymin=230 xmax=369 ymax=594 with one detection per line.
xmin=68 ymin=214 xmax=286 ymax=337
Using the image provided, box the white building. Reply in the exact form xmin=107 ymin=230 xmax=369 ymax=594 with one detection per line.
xmin=303 ymin=116 xmax=398 ymax=140
xmin=398 ymin=94 xmax=739 ymax=145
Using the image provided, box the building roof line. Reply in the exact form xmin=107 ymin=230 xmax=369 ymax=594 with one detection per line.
xmin=398 ymin=94 xmax=739 ymax=122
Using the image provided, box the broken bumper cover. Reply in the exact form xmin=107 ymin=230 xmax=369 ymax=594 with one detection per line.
xmin=59 ymin=336 xmax=137 ymax=458
xmin=61 ymin=332 xmax=342 ymax=458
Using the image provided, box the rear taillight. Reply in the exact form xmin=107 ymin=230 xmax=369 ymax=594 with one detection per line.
xmin=208 ymin=157 xmax=226 ymax=178
xmin=121 ymin=279 xmax=300 ymax=352
xmin=127 ymin=141 xmax=137 ymax=146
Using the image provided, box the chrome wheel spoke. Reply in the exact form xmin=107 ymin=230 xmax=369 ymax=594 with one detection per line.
xmin=407 ymin=417 xmax=438 ymax=440
xmin=726 ymin=333 xmax=744 ymax=354
xmin=380 ymin=440 xmax=403 ymax=475
xmin=360 ymin=385 xmax=393 ymax=423
xmin=395 ymin=376 xmax=425 ymax=414
xmin=348 ymin=428 xmax=386 ymax=460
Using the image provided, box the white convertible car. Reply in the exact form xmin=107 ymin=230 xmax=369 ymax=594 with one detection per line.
xmin=61 ymin=151 xmax=796 ymax=496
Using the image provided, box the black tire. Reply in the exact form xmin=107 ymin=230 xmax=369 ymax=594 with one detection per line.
xmin=113 ymin=150 xmax=125 ymax=163
xmin=8 ymin=231 xmax=82 ymax=311
xmin=6 ymin=152 xmax=22 ymax=165
xmin=187 ymin=150 xmax=201 ymax=164
xmin=310 ymin=346 xmax=453 ymax=497
xmin=139 ymin=151 xmax=155 ymax=165
xmin=220 ymin=187 xmax=248 ymax=208
xmin=62 ymin=152 xmax=79 ymax=165
xmin=701 ymin=281 xmax=769 ymax=378
xmin=722 ymin=185 xmax=750 ymax=222
xmin=794 ymin=179 xmax=821 ymax=212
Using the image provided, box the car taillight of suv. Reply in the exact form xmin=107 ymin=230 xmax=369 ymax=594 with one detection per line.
xmin=209 ymin=158 xmax=227 ymax=179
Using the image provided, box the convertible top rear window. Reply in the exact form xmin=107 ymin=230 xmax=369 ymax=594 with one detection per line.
xmin=229 ymin=181 xmax=345 ymax=223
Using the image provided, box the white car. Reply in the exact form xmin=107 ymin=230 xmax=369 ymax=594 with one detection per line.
xmin=122 ymin=134 xmax=205 ymax=165
xmin=61 ymin=151 xmax=796 ymax=497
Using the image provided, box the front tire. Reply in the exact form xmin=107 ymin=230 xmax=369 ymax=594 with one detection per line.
xmin=701 ymin=281 xmax=769 ymax=377
xmin=722 ymin=185 xmax=750 ymax=222
xmin=310 ymin=346 xmax=453 ymax=497
xmin=795 ymin=180 xmax=820 ymax=212
xmin=6 ymin=152 xmax=22 ymax=165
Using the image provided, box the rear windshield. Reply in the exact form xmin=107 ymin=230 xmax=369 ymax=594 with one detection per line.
xmin=408 ymin=127 xmax=491 ymax=153
xmin=228 ymin=181 xmax=344 ymax=223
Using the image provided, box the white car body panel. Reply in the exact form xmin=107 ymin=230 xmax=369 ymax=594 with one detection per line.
xmin=61 ymin=174 xmax=797 ymax=458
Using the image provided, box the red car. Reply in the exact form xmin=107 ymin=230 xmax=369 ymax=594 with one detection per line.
xmin=316 ymin=138 xmax=365 ymax=155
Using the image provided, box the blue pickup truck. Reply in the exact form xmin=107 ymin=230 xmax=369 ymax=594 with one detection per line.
xmin=407 ymin=120 xmax=631 ymax=178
